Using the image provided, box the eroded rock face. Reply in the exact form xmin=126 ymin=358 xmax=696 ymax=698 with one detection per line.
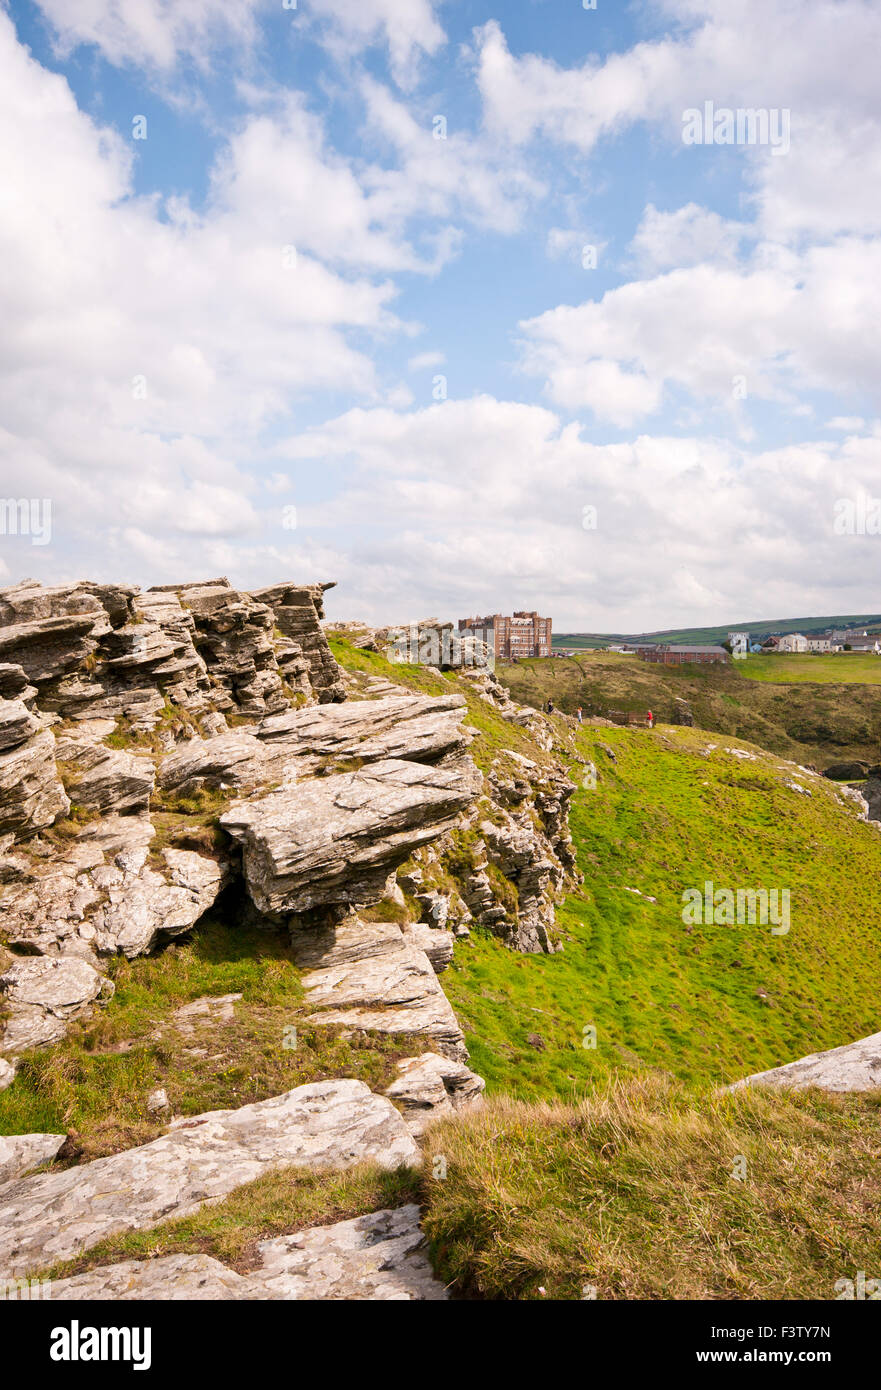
xmin=255 ymin=692 xmax=471 ymax=773
xmin=46 ymin=1205 xmax=446 ymax=1301
xmin=385 ymin=1053 xmax=485 ymax=1137
xmin=0 ymin=1080 xmax=420 ymax=1280
xmin=54 ymin=732 xmax=154 ymax=815
xmin=221 ymin=757 xmax=482 ymax=916
xmin=0 ymin=728 xmax=69 ymax=837
xmin=292 ymin=914 xmax=468 ymax=1060
xmin=733 ymin=1031 xmax=881 ymax=1093
xmin=0 ymin=956 xmax=109 ymax=1052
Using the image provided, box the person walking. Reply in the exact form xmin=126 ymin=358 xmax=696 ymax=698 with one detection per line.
xmin=646 ymin=708 xmax=654 ymax=729
xmin=546 ymin=699 xmax=554 ymax=715
xmin=576 ymin=707 xmax=583 ymax=724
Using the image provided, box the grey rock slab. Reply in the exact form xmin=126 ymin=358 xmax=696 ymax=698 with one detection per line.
xmin=0 ymin=1079 xmax=420 ymax=1280
xmin=0 ymin=1132 xmax=66 ymax=1185
xmin=254 ymin=1204 xmax=447 ymax=1300
xmin=732 ymin=1031 xmax=881 ymax=1093
xmin=0 ymin=956 xmax=108 ymax=1052
xmin=220 ymin=756 xmax=481 ymax=915
xmin=256 ymin=693 xmax=470 ymax=772
xmin=48 ymin=1253 xmax=256 ymax=1301
xmin=46 ymin=1205 xmax=446 ymax=1301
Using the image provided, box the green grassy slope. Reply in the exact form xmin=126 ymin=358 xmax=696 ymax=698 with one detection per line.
xmin=497 ymin=651 xmax=881 ymax=768
xmin=445 ymin=722 xmax=881 ymax=1099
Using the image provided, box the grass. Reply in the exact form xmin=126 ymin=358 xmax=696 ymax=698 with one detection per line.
xmin=39 ymin=1162 xmax=421 ymax=1282
xmin=498 ymin=650 xmax=881 ymax=769
xmin=443 ymin=722 xmax=881 ymax=1100
xmin=420 ymin=1076 xmax=881 ymax=1299
xmin=0 ymin=911 xmax=426 ymax=1158
xmin=736 ymin=652 xmax=881 ymax=684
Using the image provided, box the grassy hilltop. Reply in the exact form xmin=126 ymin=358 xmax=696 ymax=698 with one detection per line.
xmin=556 ymin=613 xmax=881 ymax=649
xmin=497 ymin=650 xmax=881 ymax=769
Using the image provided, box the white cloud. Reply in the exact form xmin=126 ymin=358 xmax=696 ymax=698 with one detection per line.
xmin=518 ymin=238 xmax=881 ymax=425
xmin=272 ymin=395 xmax=881 ymax=629
xmin=307 ymin=0 xmax=445 ymax=90
xmin=408 ymin=351 xmax=445 ymax=371
xmin=629 ymin=203 xmax=748 ymax=273
xmin=34 ymin=0 xmax=264 ymax=71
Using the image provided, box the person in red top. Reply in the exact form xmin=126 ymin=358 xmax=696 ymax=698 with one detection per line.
xmin=646 ymin=709 xmax=654 ymax=728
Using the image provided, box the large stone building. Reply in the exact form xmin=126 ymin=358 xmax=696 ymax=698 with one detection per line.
xmin=459 ymin=611 xmax=552 ymax=661
xmin=637 ymin=643 xmax=730 ymax=665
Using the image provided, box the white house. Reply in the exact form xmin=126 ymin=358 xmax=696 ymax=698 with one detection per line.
xmin=807 ymin=637 xmax=832 ymax=653
xmin=778 ymin=633 xmax=809 ymax=653
xmin=845 ymin=636 xmax=881 ymax=654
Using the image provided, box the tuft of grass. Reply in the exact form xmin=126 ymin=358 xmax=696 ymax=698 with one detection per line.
xmin=420 ymin=1077 xmax=881 ymax=1300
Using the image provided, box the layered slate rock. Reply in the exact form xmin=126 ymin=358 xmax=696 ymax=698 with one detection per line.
xmin=54 ymin=730 xmax=154 ymax=815
xmin=221 ymin=757 xmax=481 ymax=915
xmin=47 ymin=1205 xmax=446 ymax=1301
xmin=0 ymin=1080 xmax=420 ymax=1280
xmin=385 ymin=1053 xmax=485 ymax=1137
xmin=255 ymin=693 xmax=471 ymax=774
xmin=0 ymin=727 xmax=69 ymax=837
xmin=732 ymin=1031 xmax=881 ymax=1093
xmin=292 ymin=915 xmax=469 ymax=1060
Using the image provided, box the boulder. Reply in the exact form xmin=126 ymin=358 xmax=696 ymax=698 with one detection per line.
xmin=221 ymin=757 xmax=481 ymax=915
xmin=732 ymin=1031 xmax=881 ymax=1093
xmin=0 ymin=1133 xmax=66 ymax=1185
xmin=0 ymin=956 xmax=109 ymax=1052
xmin=0 ymin=1079 xmax=420 ymax=1279
xmin=292 ymin=915 xmax=468 ymax=1060
xmin=385 ymin=1053 xmax=485 ymax=1137
xmin=823 ymin=761 xmax=868 ymax=780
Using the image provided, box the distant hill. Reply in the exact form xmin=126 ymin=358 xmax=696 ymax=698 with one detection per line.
xmin=554 ymin=614 xmax=881 ymax=650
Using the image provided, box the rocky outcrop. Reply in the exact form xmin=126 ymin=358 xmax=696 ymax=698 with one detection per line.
xmin=255 ymin=692 xmax=472 ymax=773
xmin=0 ymin=725 xmax=69 ymax=837
xmin=385 ymin=1053 xmax=485 ymax=1136
xmin=290 ymin=914 xmax=469 ymax=1059
xmin=0 ymin=956 xmax=110 ymax=1051
xmin=47 ymin=1205 xmax=446 ymax=1300
xmin=0 ymin=1080 xmax=420 ymax=1280
xmin=733 ymin=1031 xmax=881 ymax=1093
xmin=221 ymin=758 xmax=481 ymax=916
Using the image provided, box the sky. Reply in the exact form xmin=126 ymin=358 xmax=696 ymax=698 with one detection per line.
xmin=0 ymin=0 xmax=879 ymax=631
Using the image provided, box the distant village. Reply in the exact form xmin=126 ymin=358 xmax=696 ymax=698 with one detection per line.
xmin=600 ymin=626 xmax=881 ymax=665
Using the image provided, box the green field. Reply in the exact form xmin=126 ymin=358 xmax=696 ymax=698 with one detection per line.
xmin=736 ymin=652 xmax=881 ymax=683
xmin=498 ymin=650 xmax=881 ymax=769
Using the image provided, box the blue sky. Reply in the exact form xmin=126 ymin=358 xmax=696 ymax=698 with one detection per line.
xmin=1 ymin=0 xmax=879 ymax=629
